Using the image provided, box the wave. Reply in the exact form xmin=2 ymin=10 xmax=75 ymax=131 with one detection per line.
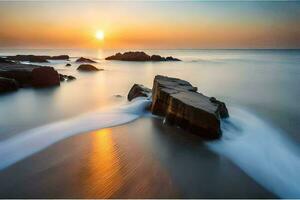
xmin=208 ymin=106 xmax=300 ymax=198
xmin=0 ymin=98 xmax=151 ymax=170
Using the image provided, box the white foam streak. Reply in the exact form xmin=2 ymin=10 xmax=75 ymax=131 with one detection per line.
xmin=208 ymin=107 xmax=300 ymax=198
xmin=0 ymin=98 xmax=151 ymax=170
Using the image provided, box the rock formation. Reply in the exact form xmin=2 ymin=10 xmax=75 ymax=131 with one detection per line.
xmin=127 ymin=84 xmax=151 ymax=101
xmin=77 ymin=64 xmax=102 ymax=72
xmin=105 ymin=51 xmax=181 ymax=62
xmin=128 ymin=75 xmax=229 ymax=139
xmin=75 ymin=57 xmax=97 ymax=63
xmin=31 ymin=67 xmax=60 ymax=87
xmin=5 ymin=55 xmax=70 ymax=63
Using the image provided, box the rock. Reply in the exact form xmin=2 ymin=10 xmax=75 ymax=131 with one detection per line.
xmin=114 ymin=94 xmax=123 ymax=98
xmin=67 ymin=75 xmax=76 ymax=81
xmin=0 ymin=57 xmax=14 ymax=64
xmin=65 ymin=63 xmax=71 ymax=67
xmin=6 ymin=55 xmax=49 ymax=63
xmin=75 ymin=57 xmax=97 ymax=63
xmin=127 ymin=84 xmax=151 ymax=101
xmin=150 ymin=75 xmax=228 ymax=140
xmin=105 ymin=51 xmax=181 ymax=62
xmin=31 ymin=67 xmax=60 ymax=87
xmin=150 ymin=55 xmax=166 ymax=61
xmin=77 ymin=64 xmax=102 ymax=72
xmin=6 ymin=55 xmax=70 ymax=63
xmin=0 ymin=77 xmax=19 ymax=93
xmin=166 ymin=56 xmax=181 ymax=61
xmin=50 ymin=55 xmax=69 ymax=60
xmin=0 ymin=69 xmax=33 ymax=87
xmin=59 ymin=74 xmax=76 ymax=81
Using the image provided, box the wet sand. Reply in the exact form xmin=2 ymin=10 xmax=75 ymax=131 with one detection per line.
xmin=0 ymin=117 xmax=276 ymax=198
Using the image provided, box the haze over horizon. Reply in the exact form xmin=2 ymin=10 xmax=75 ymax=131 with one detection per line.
xmin=0 ymin=1 xmax=300 ymax=49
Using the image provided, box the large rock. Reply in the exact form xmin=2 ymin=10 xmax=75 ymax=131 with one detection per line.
xmin=105 ymin=51 xmax=181 ymax=62
xmin=0 ymin=77 xmax=19 ymax=93
xmin=50 ymin=55 xmax=69 ymax=60
xmin=31 ymin=67 xmax=60 ymax=87
xmin=127 ymin=84 xmax=151 ymax=101
xmin=6 ymin=55 xmax=70 ymax=63
xmin=150 ymin=75 xmax=228 ymax=139
xmin=75 ymin=57 xmax=97 ymax=63
xmin=77 ymin=64 xmax=102 ymax=72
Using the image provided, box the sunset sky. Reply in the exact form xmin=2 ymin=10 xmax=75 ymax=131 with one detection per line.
xmin=0 ymin=1 xmax=300 ymax=49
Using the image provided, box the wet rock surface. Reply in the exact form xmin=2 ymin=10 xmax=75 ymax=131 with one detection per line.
xmin=77 ymin=64 xmax=102 ymax=72
xmin=105 ymin=51 xmax=181 ymax=62
xmin=150 ymin=75 xmax=228 ymax=139
xmin=127 ymin=84 xmax=152 ymax=101
xmin=128 ymin=75 xmax=229 ymax=139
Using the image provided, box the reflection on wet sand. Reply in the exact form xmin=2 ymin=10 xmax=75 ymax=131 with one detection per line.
xmin=0 ymin=117 xmax=273 ymax=198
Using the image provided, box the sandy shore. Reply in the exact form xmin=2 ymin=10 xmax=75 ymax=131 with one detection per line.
xmin=0 ymin=117 xmax=275 ymax=198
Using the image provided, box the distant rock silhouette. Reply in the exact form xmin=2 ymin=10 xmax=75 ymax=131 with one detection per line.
xmin=6 ymin=55 xmax=70 ymax=63
xmin=77 ymin=64 xmax=102 ymax=72
xmin=75 ymin=57 xmax=97 ymax=63
xmin=105 ymin=51 xmax=181 ymax=62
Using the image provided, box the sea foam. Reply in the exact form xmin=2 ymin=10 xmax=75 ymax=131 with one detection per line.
xmin=208 ymin=106 xmax=300 ymax=198
xmin=0 ymin=98 xmax=151 ymax=170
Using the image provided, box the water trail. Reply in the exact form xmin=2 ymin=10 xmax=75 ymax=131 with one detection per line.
xmin=208 ymin=106 xmax=300 ymax=198
xmin=0 ymin=98 xmax=151 ymax=170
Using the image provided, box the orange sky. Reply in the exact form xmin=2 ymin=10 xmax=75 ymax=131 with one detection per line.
xmin=0 ymin=1 xmax=300 ymax=49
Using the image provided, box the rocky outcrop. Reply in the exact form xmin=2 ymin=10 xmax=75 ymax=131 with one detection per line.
xmin=77 ymin=64 xmax=102 ymax=72
xmin=150 ymin=75 xmax=228 ymax=139
xmin=127 ymin=75 xmax=229 ymax=139
xmin=0 ymin=61 xmax=73 ymax=93
xmin=50 ymin=55 xmax=69 ymax=60
xmin=31 ymin=67 xmax=60 ymax=87
xmin=6 ymin=55 xmax=70 ymax=63
xmin=0 ymin=77 xmax=19 ymax=93
xmin=75 ymin=57 xmax=97 ymax=63
xmin=105 ymin=51 xmax=181 ymax=62
xmin=59 ymin=74 xmax=76 ymax=81
xmin=127 ymin=84 xmax=151 ymax=101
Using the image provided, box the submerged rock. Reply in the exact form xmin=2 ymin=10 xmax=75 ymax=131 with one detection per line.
xmin=32 ymin=67 xmax=60 ymax=87
xmin=59 ymin=74 xmax=76 ymax=81
xmin=150 ymin=75 xmax=228 ymax=139
xmin=0 ymin=77 xmax=19 ymax=93
xmin=127 ymin=84 xmax=151 ymax=101
xmin=105 ymin=51 xmax=181 ymax=62
xmin=77 ymin=64 xmax=102 ymax=72
xmin=75 ymin=57 xmax=97 ymax=63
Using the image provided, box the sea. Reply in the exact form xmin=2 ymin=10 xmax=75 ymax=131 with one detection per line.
xmin=0 ymin=49 xmax=299 ymax=198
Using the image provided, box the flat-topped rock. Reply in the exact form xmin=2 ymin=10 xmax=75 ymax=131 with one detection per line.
xmin=0 ymin=62 xmax=72 ymax=92
xmin=150 ymin=75 xmax=228 ymax=139
xmin=6 ymin=55 xmax=70 ymax=63
xmin=75 ymin=57 xmax=97 ymax=63
xmin=77 ymin=64 xmax=102 ymax=72
xmin=105 ymin=51 xmax=181 ymax=62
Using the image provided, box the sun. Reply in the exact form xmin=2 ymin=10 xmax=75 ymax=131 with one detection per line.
xmin=95 ymin=30 xmax=105 ymax=40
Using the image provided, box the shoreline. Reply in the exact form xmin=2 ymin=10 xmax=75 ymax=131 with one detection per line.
xmin=0 ymin=116 xmax=275 ymax=198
